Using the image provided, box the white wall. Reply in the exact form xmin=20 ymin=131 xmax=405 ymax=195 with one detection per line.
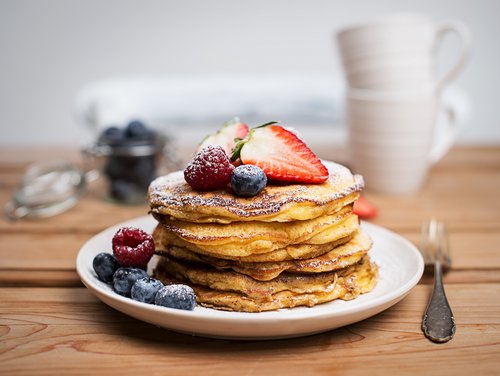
xmin=1 ymin=0 xmax=499 ymax=146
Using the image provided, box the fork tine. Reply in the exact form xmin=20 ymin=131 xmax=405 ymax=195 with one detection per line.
xmin=430 ymin=219 xmax=438 ymax=263
xmin=420 ymin=220 xmax=429 ymax=262
xmin=435 ymin=220 xmax=442 ymax=264
xmin=421 ymin=218 xmax=438 ymax=264
xmin=437 ymin=221 xmax=452 ymax=269
xmin=421 ymin=218 xmax=451 ymax=267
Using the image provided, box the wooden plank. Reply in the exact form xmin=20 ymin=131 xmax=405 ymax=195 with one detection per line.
xmin=2 ymin=231 xmax=499 ymax=271
xmin=1 ymin=231 xmax=499 ymax=287
xmin=2 ymin=268 xmax=499 ymax=288
xmin=0 ymin=270 xmax=82 ymax=287
xmin=419 ymin=269 xmax=500 ymax=284
xmin=431 ymin=146 xmax=500 ymax=171
xmin=0 ymin=233 xmax=91 ymax=269
xmin=400 ymin=231 xmax=500 ymax=269
xmin=365 ymin=168 xmax=500 ymax=232
xmin=2 ymin=169 xmax=499 ymax=234
xmin=1 ymin=146 xmax=500 ymax=234
xmin=0 ymin=194 xmax=150 ymax=233
xmin=1 ymin=285 xmax=499 ymax=375
xmin=1 ymin=175 xmax=499 ymax=233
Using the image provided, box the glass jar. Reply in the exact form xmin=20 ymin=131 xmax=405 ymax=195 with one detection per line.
xmin=83 ymin=125 xmax=177 ymax=204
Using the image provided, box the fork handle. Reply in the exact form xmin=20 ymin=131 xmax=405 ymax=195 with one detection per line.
xmin=422 ymin=260 xmax=456 ymax=343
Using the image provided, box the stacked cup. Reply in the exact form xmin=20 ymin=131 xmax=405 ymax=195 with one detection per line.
xmin=337 ymin=13 xmax=471 ymax=194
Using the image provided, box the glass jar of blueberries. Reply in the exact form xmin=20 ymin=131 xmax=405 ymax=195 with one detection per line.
xmin=84 ymin=120 xmax=173 ymax=204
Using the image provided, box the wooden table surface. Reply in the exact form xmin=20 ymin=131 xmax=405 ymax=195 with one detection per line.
xmin=1 ymin=146 xmax=499 ymax=375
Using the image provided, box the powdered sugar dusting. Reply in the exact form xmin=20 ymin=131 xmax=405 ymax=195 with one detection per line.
xmin=160 ymin=283 xmax=195 ymax=298
xmin=184 ymin=145 xmax=229 ymax=180
xmin=235 ymin=164 xmax=265 ymax=177
xmin=148 ymin=161 xmax=364 ymax=219
xmin=184 ymin=144 xmax=233 ymax=190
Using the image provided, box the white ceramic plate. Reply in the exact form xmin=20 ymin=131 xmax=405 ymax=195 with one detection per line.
xmin=77 ymin=216 xmax=424 ymax=340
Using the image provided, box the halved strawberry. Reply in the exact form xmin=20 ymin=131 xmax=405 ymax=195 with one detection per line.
xmin=232 ymin=122 xmax=329 ymax=184
xmin=197 ymin=117 xmax=249 ymax=156
xmin=353 ymin=196 xmax=378 ymax=219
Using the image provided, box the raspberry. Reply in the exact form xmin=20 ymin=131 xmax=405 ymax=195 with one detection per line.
xmin=112 ymin=227 xmax=155 ymax=269
xmin=184 ymin=145 xmax=234 ymax=191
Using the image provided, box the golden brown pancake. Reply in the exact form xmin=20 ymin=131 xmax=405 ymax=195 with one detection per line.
xmin=148 ymin=161 xmax=363 ymax=224
xmin=153 ymin=255 xmax=378 ymax=312
xmin=153 ymin=206 xmax=358 ymax=257
xmin=156 ymin=230 xmax=372 ymax=281
xmin=148 ymin=156 xmax=376 ymax=313
xmin=155 ymin=232 xmax=354 ymax=263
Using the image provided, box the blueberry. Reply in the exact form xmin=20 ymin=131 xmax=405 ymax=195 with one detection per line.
xmin=101 ymin=126 xmax=125 ymax=145
xmin=125 ymin=120 xmax=155 ymax=141
xmin=112 ymin=267 xmax=149 ymax=297
xmin=92 ymin=252 xmax=120 ymax=283
xmin=154 ymin=284 xmax=196 ymax=310
xmin=231 ymin=165 xmax=267 ymax=197
xmin=103 ymin=126 xmax=122 ymax=136
xmin=131 ymin=277 xmax=163 ymax=304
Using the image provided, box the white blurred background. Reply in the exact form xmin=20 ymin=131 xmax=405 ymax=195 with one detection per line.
xmin=1 ymin=0 xmax=499 ymax=148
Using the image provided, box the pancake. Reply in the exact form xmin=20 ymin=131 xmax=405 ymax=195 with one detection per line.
xmin=153 ymin=255 xmax=378 ymax=312
xmin=154 ymin=206 xmax=358 ymax=257
xmin=155 ymin=230 xmax=372 ymax=281
xmin=148 ymin=161 xmax=364 ymax=224
xmin=155 ymin=230 xmax=354 ymax=263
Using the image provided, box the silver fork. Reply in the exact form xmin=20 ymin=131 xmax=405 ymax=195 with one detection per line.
xmin=420 ymin=219 xmax=456 ymax=343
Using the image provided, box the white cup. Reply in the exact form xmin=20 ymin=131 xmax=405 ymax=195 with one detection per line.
xmin=337 ymin=13 xmax=471 ymax=90
xmin=346 ymin=86 xmax=465 ymax=194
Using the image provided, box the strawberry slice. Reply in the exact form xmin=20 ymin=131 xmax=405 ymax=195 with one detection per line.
xmin=353 ymin=196 xmax=378 ymax=219
xmin=198 ymin=117 xmax=249 ymax=156
xmin=232 ymin=122 xmax=329 ymax=184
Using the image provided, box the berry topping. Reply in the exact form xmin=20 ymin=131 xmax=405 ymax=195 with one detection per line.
xmin=231 ymin=165 xmax=267 ymax=197
xmin=92 ymin=252 xmax=120 ymax=283
xmin=154 ymin=284 xmax=196 ymax=310
xmin=131 ymin=277 xmax=164 ymax=304
xmin=112 ymin=267 xmax=149 ymax=297
xmin=112 ymin=227 xmax=155 ymax=269
xmin=102 ymin=126 xmax=125 ymax=145
xmin=198 ymin=117 xmax=249 ymax=156
xmin=125 ymin=120 xmax=155 ymax=141
xmin=232 ymin=122 xmax=329 ymax=184
xmin=98 ymin=120 xmax=159 ymax=203
xmin=353 ymin=196 xmax=378 ymax=219
xmin=184 ymin=145 xmax=234 ymax=191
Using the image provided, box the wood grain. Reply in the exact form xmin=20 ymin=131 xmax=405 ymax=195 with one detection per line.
xmin=1 ymin=231 xmax=499 ymax=287
xmin=1 ymin=146 xmax=499 ymax=375
xmin=2 ymin=147 xmax=499 ymax=234
xmin=1 ymin=285 xmax=499 ymax=375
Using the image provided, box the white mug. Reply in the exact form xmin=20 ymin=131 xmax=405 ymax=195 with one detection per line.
xmin=337 ymin=13 xmax=471 ymax=90
xmin=346 ymin=86 xmax=467 ymax=194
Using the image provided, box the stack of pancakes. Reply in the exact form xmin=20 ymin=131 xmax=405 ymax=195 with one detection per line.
xmin=149 ymin=161 xmax=378 ymax=312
